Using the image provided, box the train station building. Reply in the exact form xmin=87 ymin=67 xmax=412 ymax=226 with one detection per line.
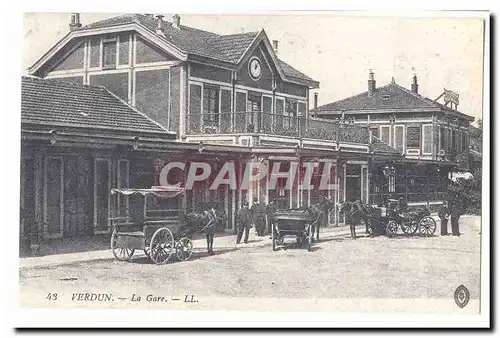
xmin=20 ymin=13 xmax=473 ymax=248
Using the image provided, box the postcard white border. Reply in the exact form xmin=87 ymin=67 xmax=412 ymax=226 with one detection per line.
xmin=5 ymin=0 xmax=492 ymax=331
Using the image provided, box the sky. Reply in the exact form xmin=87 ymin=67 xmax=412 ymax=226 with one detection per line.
xmin=22 ymin=13 xmax=485 ymax=122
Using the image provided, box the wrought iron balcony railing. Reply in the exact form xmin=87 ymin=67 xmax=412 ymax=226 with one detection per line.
xmin=185 ymin=111 xmax=370 ymax=144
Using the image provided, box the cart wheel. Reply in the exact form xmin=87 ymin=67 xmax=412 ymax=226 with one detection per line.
xmin=175 ymin=237 xmax=193 ymax=261
xmin=385 ymin=221 xmax=398 ymax=238
xmin=365 ymin=221 xmax=374 ymax=237
xmin=111 ymin=230 xmax=135 ymax=261
xmin=307 ymin=224 xmax=312 ymax=252
xmin=401 ymin=221 xmax=418 ymax=236
xmin=418 ymin=216 xmax=437 ymax=237
xmin=150 ymin=227 xmax=175 ymax=265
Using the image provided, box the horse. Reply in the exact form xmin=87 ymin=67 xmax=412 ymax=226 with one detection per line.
xmin=339 ymin=200 xmax=371 ymax=239
xmin=306 ymin=197 xmax=336 ymax=242
xmin=181 ymin=208 xmax=227 ymax=255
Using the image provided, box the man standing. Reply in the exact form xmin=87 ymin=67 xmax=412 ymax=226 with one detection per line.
xmin=251 ymin=197 xmax=266 ymax=236
xmin=438 ymin=201 xmax=450 ymax=236
xmin=449 ymin=181 xmax=467 ymax=237
xmin=266 ymin=198 xmax=278 ymax=237
xmin=236 ymin=201 xmax=253 ymax=244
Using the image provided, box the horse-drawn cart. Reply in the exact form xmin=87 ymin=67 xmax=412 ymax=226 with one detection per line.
xmin=271 ymin=210 xmax=313 ymax=251
xmin=109 ymin=187 xmax=193 ymax=264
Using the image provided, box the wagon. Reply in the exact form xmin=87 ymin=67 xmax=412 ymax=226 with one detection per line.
xmin=394 ymin=208 xmax=437 ymax=237
xmin=371 ymin=199 xmax=437 ymax=237
xmin=109 ymin=187 xmax=194 ymax=264
xmin=270 ymin=210 xmax=313 ymax=251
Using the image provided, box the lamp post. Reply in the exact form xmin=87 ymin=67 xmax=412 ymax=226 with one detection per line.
xmin=153 ymin=158 xmax=165 ymax=186
xmin=382 ymin=164 xmax=396 ymax=203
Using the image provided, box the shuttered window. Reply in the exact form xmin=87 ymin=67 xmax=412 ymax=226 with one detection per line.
xmin=203 ymin=86 xmax=219 ymax=124
xmin=102 ymin=40 xmax=117 ymax=68
xmin=440 ymin=126 xmax=446 ymax=151
xmin=407 ymin=126 xmax=421 ymax=148
xmin=422 ymin=124 xmax=433 ymax=154
xmin=394 ymin=125 xmax=405 ymax=153
xmin=380 ymin=125 xmax=390 ymax=145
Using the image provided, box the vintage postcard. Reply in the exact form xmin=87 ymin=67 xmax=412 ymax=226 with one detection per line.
xmin=13 ymin=8 xmax=489 ymax=328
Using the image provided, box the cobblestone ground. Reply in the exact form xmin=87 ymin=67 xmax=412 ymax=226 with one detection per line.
xmin=19 ymin=216 xmax=481 ymax=303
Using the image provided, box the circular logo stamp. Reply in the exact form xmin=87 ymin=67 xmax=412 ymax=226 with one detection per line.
xmin=454 ymin=285 xmax=470 ymax=309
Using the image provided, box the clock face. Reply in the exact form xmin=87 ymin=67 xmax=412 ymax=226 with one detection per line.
xmin=249 ymin=58 xmax=262 ymax=80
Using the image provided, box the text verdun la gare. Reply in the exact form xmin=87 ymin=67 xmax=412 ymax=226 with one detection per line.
xmin=46 ymin=292 xmax=199 ymax=303
xmin=159 ymin=161 xmax=340 ymax=190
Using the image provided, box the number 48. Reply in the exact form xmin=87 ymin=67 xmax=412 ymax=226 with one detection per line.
xmin=46 ymin=293 xmax=58 ymax=301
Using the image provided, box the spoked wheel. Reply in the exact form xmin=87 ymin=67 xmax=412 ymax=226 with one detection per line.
xmin=111 ymin=230 xmax=135 ymax=261
xmin=359 ymin=218 xmax=372 ymax=237
xmin=401 ymin=221 xmax=418 ymax=236
xmin=272 ymin=225 xmax=282 ymax=251
xmin=418 ymin=216 xmax=437 ymax=237
xmin=175 ymin=237 xmax=194 ymax=261
xmin=149 ymin=227 xmax=175 ymax=265
xmin=385 ymin=220 xmax=399 ymax=238
xmin=296 ymin=235 xmax=303 ymax=245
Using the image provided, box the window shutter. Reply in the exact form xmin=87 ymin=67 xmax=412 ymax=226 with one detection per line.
xmin=423 ymin=125 xmax=433 ymax=154
xmin=394 ymin=125 xmax=404 ymax=153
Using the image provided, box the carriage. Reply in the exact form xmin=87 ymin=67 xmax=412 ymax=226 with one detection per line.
xmin=109 ymin=187 xmax=194 ymax=264
xmin=270 ymin=209 xmax=313 ymax=251
xmin=358 ymin=199 xmax=437 ymax=237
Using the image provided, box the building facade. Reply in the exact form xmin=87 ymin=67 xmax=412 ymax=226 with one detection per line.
xmin=23 ymin=13 xmax=383 ymax=244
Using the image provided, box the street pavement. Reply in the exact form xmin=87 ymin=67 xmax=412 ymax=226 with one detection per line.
xmin=19 ymin=215 xmax=481 ymax=311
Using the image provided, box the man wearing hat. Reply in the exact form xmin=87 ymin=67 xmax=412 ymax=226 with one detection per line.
xmin=251 ymin=197 xmax=267 ymax=236
xmin=236 ymin=201 xmax=253 ymax=244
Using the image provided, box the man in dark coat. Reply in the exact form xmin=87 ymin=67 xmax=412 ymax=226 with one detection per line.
xmin=449 ymin=182 xmax=467 ymax=236
xmin=251 ymin=197 xmax=267 ymax=236
xmin=266 ymin=198 xmax=278 ymax=237
xmin=236 ymin=201 xmax=253 ymax=244
xmin=438 ymin=201 xmax=450 ymax=236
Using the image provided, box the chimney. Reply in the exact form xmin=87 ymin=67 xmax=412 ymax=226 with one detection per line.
xmin=155 ymin=14 xmax=164 ymax=33
xmin=314 ymin=92 xmax=318 ymax=110
xmin=368 ymin=70 xmax=376 ymax=96
xmin=411 ymin=74 xmax=419 ymax=94
xmin=172 ymin=14 xmax=181 ymax=29
xmin=69 ymin=13 xmax=82 ymax=31
xmin=272 ymin=40 xmax=279 ymax=55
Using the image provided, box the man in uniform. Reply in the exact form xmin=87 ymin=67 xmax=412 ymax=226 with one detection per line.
xmin=438 ymin=201 xmax=450 ymax=236
xmin=251 ymin=197 xmax=267 ymax=236
xmin=236 ymin=201 xmax=253 ymax=244
xmin=266 ymin=198 xmax=278 ymax=237
xmin=449 ymin=181 xmax=467 ymax=237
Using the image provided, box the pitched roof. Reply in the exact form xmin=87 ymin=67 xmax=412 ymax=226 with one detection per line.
xmin=314 ymin=82 xmax=474 ymax=121
xmin=315 ymin=83 xmax=437 ymax=111
xmin=21 ymin=76 xmax=169 ymax=134
xmin=79 ymin=14 xmax=314 ymax=84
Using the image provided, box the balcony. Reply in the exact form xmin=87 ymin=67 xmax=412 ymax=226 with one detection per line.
xmin=185 ymin=112 xmax=370 ymax=144
xmin=438 ymin=149 xmax=470 ymax=169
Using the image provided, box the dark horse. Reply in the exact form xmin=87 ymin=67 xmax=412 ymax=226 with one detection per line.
xmin=339 ymin=200 xmax=372 ymax=239
xmin=181 ymin=208 xmax=227 ymax=255
xmin=306 ymin=197 xmax=336 ymax=242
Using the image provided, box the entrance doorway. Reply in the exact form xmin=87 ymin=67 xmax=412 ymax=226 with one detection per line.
xmin=94 ymin=159 xmax=110 ymax=234
xmin=44 ymin=157 xmax=64 ymax=238
xmin=345 ymin=164 xmax=361 ymax=202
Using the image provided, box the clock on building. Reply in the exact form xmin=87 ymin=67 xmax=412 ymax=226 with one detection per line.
xmin=248 ymin=57 xmax=262 ymax=80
